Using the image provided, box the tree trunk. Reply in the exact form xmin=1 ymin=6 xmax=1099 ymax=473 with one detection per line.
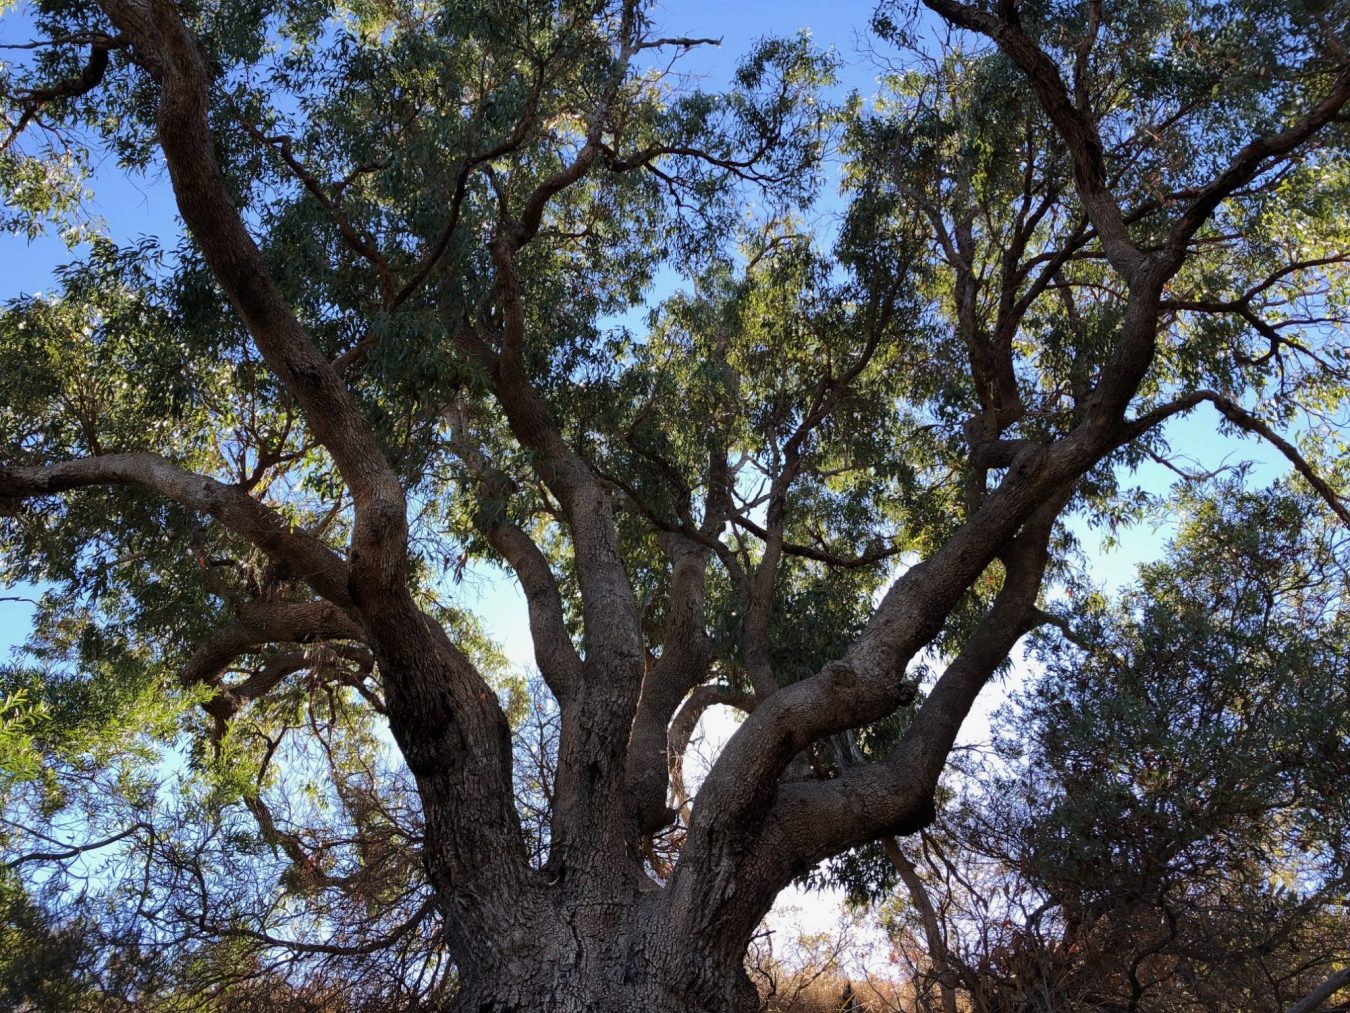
xmin=445 ymin=897 xmax=761 ymax=1013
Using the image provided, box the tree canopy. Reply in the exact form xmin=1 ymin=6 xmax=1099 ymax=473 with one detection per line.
xmin=1 ymin=0 xmax=1349 ymax=1009
xmin=875 ymin=482 xmax=1350 ymax=1011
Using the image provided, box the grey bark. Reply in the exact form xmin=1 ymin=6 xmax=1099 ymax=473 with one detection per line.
xmin=1288 ymin=966 xmax=1350 ymax=1013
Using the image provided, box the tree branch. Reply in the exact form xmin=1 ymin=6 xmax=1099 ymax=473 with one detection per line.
xmin=627 ymin=535 xmax=717 ymax=832
xmin=920 ymin=0 xmax=1145 ymax=277
xmin=666 ymin=682 xmax=756 ymax=824
xmin=6 ymin=821 xmax=152 ymax=869
xmin=2 ymin=37 xmax=122 ymax=149
xmin=1167 ymin=61 xmax=1350 ymax=254
xmin=1199 ymin=392 xmax=1350 ymax=525
xmin=0 ymin=453 xmax=352 ymax=607
xmin=1288 ymin=965 xmax=1350 ymax=1013
xmin=445 ymin=406 xmax=582 ymax=699
xmin=95 ymin=0 xmax=409 ymax=603
xmin=181 ymin=599 xmax=363 ymax=688
xmin=767 ymin=490 xmax=1062 ymax=872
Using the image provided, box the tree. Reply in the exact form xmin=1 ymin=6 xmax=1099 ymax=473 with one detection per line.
xmin=876 ymin=483 xmax=1350 ymax=1011
xmin=1 ymin=0 xmax=1348 ymax=1009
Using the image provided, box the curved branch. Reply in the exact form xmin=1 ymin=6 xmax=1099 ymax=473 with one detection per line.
xmin=747 ymin=490 xmax=1065 ymax=922
xmin=667 ymin=682 xmax=756 ymax=823
xmin=6 ymin=821 xmax=152 ymax=869
xmin=181 ymin=599 xmax=364 ymax=691
xmin=95 ymin=0 xmax=409 ymax=600
xmin=0 ymin=453 xmax=352 ymax=607
xmin=1167 ymin=61 xmax=1350 ymax=252
xmin=3 ymin=38 xmax=122 ymax=149
xmin=1200 ymin=392 xmax=1350 ymax=525
xmin=92 ymin=6 xmax=536 ymax=905
xmin=1124 ymin=390 xmax=1350 ymax=526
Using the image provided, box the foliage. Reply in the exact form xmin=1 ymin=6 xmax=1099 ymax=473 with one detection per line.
xmin=0 ymin=0 xmax=1348 ymax=1007
xmin=881 ymin=482 xmax=1350 ymax=1011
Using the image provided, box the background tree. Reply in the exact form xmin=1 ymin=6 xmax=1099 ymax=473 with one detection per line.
xmin=1 ymin=0 xmax=1349 ymax=1009
xmin=876 ymin=482 xmax=1350 ymax=1012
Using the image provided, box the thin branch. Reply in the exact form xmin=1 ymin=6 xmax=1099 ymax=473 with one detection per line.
xmin=6 ymin=822 xmax=152 ymax=869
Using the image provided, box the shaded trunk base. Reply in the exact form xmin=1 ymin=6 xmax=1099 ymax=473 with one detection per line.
xmin=448 ymin=946 xmax=760 ymax=1013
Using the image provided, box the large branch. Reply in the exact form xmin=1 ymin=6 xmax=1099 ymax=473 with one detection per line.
xmin=448 ymin=5 xmax=655 ymax=876
xmin=626 ymin=535 xmax=717 ymax=832
xmin=484 ymin=183 xmax=644 ymax=698
xmin=476 ymin=277 xmax=647 ymax=867
xmin=181 ymin=600 xmax=362 ymax=688
xmin=661 ymin=452 xmax=1075 ymax=949
xmin=920 ymin=0 xmax=1145 ymax=278
xmin=0 ymin=452 xmax=352 ymax=606
xmin=661 ymin=450 xmax=1055 ymax=924
xmin=484 ymin=521 xmax=585 ymax=691
xmin=665 ymin=682 xmax=755 ymax=825
xmin=623 ymin=435 xmax=736 ymax=832
xmin=667 ymin=493 xmax=1065 ymax=954
xmin=95 ymin=0 xmax=409 ymax=601
xmin=181 ymin=600 xmax=369 ymax=737
xmin=92 ymin=4 xmax=538 ymax=909
xmin=1288 ymin=965 xmax=1350 ymax=1013
xmin=770 ymin=493 xmax=1058 ymax=862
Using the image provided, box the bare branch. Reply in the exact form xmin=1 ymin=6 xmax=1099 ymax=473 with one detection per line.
xmin=207 ymin=896 xmax=437 ymax=957
xmin=1199 ymin=392 xmax=1350 ymax=525
xmin=6 ymin=822 xmax=152 ymax=869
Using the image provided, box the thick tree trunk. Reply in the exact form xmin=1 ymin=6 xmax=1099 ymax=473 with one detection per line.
xmin=445 ymin=898 xmax=760 ymax=1013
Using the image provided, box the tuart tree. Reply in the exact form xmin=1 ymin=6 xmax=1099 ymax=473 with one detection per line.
xmin=2 ymin=0 xmax=1349 ymax=1009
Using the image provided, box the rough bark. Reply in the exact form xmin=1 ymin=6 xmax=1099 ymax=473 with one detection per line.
xmin=445 ymin=902 xmax=762 ymax=1013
